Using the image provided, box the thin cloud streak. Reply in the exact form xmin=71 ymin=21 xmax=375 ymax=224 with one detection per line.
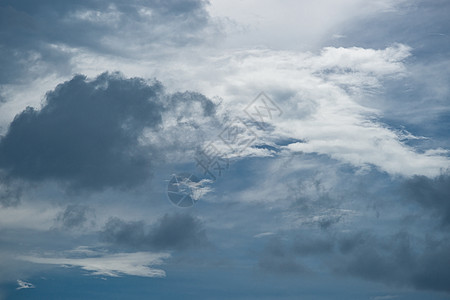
xmin=19 ymin=251 xmax=170 ymax=278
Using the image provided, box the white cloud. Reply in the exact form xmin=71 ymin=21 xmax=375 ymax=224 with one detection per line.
xmin=193 ymin=45 xmax=449 ymax=177
xmin=0 ymin=201 xmax=60 ymax=230
xmin=19 ymin=251 xmax=170 ymax=278
xmin=208 ymin=0 xmax=405 ymax=50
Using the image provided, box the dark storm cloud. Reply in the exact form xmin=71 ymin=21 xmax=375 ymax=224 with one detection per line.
xmin=100 ymin=213 xmax=208 ymax=251
xmin=403 ymin=174 xmax=450 ymax=228
xmin=0 ymin=0 xmax=213 ymax=83
xmin=0 ymin=72 xmax=217 ymax=192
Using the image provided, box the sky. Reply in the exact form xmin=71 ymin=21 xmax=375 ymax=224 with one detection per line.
xmin=0 ymin=0 xmax=450 ymax=299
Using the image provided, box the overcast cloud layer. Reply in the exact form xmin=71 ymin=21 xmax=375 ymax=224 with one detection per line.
xmin=0 ymin=0 xmax=449 ymax=299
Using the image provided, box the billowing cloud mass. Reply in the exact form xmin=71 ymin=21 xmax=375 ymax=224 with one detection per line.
xmin=0 ymin=72 xmax=217 ymax=191
xmin=1 ymin=0 xmax=450 ymax=299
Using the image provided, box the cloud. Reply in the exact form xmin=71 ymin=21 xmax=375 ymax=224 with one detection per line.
xmin=403 ymin=174 xmax=450 ymax=228
xmin=334 ymin=231 xmax=450 ymax=293
xmin=257 ymin=236 xmax=310 ymax=275
xmin=0 ymin=72 xmax=162 ymax=190
xmin=208 ymin=0 xmax=403 ymax=50
xmin=5 ymin=35 xmax=445 ymax=180
xmin=274 ymin=45 xmax=449 ymax=177
xmin=0 ymin=179 xmax=22 ymax=207
xmin=0 ymin=0 xmax=215 ymax=84
xmin=54 ymin=204 xmax=95 ymax=230
xmin=0 ymin=1 xmax=449 ymax=298
xmin=254 ymin=232 xmax=274 ymax=238
xmin=257 ymin=229 xmax=450 ymax=293
xmin=257 ymin=231 xmax=335 ymax=275
xmin=132 ymin=43 xmax=449 ymax=178
xmin=329 ymin=0 xmax=450 ymax=146
xmin=19 ymin=250 xmax=169 ymax=278
xmin=101 ymin=213 xmax=209 ymax=251
xmin=0 ymin=72 xmax=217 ymax=192
xmin=292 ymin=237 xmax=334 ymax=256
xmin=16 ymin=279 xmax=35 ymax=290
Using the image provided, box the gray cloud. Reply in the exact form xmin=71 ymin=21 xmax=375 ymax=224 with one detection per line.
xmin=0 ymin=72 xmax=163 ymax=191
xmin=292 ymin=236 xmax=334 ymax=256
xmin=334 ymin=231 xmax=415 ymax=284
xmin=100 ymin=213 xmax=209 ymax=251
xmin=411 ymin=241 xmax=450 ymax=292
xmin=257 ymin=233 xmax=335 ymax=275
xmin=0 ymin=177 xmax=22 ymax=207
xmin=287 ymin=176 xmax=346 ymax=230
xmin=334 ymin=231 xmax=450 ymax=293
xmin=403 ymin=174 xmax=450 ymax=228
xmin=257 ymin=236 xmax=310 ymax=275
xmin=55 ymin=204 xmax=94 ymax=230
xmin=0 ymin=0 xmax=214 ymax=84
xmin=259 ymin=230 xmax=450 ymax=293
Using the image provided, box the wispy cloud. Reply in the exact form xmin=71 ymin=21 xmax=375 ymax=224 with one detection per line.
xmin=19 ymin=250 xmax=170 ymax=278
xmin=253 ymin=232 xmax=274 ymax=238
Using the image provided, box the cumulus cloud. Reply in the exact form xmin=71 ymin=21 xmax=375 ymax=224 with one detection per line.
xmin=7 ymin=34 xmax=445 ymax=180
xmin=0 ymin=72 xmax=163 ymax=190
